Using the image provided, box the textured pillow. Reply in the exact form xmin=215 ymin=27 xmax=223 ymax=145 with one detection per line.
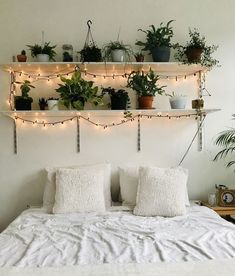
xmin=119 ymin=166 xmax=190 ymax=207
xmin=43 ymin=163 xmax=111 ymax=213
xmin=53 ymin=168 xmax=106 ymax=214
xmin=133 ymin=167 xmax=187 ymax=217
xmin=119 ymin=166 xmax=139 ymax=207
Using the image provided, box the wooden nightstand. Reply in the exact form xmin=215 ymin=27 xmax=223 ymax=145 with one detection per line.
xmin=201 ymin=202 xmax=235 ymax=223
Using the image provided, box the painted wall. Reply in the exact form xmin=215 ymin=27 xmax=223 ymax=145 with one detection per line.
xmin=0 ymin=0 xmax=235 ymax=231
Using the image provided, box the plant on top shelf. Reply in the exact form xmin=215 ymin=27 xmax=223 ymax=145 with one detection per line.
xmin=27 ymin=42 xmax=57 ymax=62
xmin=17 ymin=50 xmax=27 ymax=62
xmin=127 ymin=69 xmax=166 ymax=109
xmin=166 ymin=92 xmax=187 ymax=109
xmin=80 ymin=44 xmax=102 ymax=62
xmin=134 ymin=51 xmax=145 ymax=62
xmin=14 ymin=80 xmax=35 ymax=110
xmin=213 ymin=126 xmax=235 ymax=168
xmin=103 ymin=41 xmax=133 ymax=62
xmin=101 ymin=87 xmax=130 ymax=110
xmin=56 ymin=70 xmax=103 ymax=110
xmin=175 ymin=28 xmax=219 ymax=69
xmin=135 ymin=20 xmax=177 ymax=62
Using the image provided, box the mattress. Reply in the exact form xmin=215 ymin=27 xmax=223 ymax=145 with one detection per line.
xmin=0 ymin=205 xmax=235 ymax=267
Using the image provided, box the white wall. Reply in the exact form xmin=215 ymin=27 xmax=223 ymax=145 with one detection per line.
xmin=0 ymin=0 xmax=235 ymax=231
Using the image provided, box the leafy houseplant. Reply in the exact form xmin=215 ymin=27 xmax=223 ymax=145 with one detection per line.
xmin=214 ymin=128 xmax=235 ymax=168
xmin=27 ymin=42 xmax=57 ymax=62
xmin=56 ymin=71 xmax=103 ymax=110
xmin=127 ymin=69 xmax=166 ymax=109
xmin=38 ymin=97 xmax=48 ymax=110
xmin=134 ymin=51 xmax=144 ymax=62
xmin=136 ymin=20 xmax=176 ymax=62
xmin=14 ymin=80 xmax=34 ymax=110
xmin=80 ymin=44 xmax=102 ymax=62
xmin=103 ymin=41 xmax=133 ymax=62
xmin=17 ymin=50 xmax=27 ymax=62
xmin=175 ymin=28 xmax=219 ymax=69
xmin=101 ymin=87 xmax=130 ymax=110
xmin=166 ymin=92 xmax=187 ymax=109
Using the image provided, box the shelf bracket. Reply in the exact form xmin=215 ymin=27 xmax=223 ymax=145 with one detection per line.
xmin=13 ymin=117 xmax=17 ymax=154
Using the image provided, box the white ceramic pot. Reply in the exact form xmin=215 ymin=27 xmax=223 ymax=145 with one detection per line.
xmin=169 ymin=96 xmax=187 ymax=109
xmin=111 ymin=49 xmax=126 ymax=62
xmin=47 ymin=100 xmax=59 ymax=111
xmin=36 ymin=54 xmax=50 ymax=62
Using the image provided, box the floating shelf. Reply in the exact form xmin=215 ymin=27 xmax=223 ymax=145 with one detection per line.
xmin=0 ymin=109 xmax=220 ymax=118
xmin=1 ymin=62 xmax=206 ymax=76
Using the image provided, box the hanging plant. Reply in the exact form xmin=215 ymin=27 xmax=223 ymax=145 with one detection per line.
xmin=80 ymin=20 xmax=102 ymax=62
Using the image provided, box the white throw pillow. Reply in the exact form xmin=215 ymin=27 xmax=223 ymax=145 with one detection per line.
xmin=53 ymin=167 xmax=106 ymax=214
xmin=133 ymin=167 xmax=187 ymax=217
xmin=119 ymin=166 xmax=139 ymax=207
xmin=43 ymin=163 xmax=111 ymax=213
xmin=119 ymin=166 xmax=190 ymax=207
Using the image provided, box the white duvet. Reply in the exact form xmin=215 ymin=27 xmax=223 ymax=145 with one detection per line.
xmin=0 ymin=205 xmax=235 ymax=267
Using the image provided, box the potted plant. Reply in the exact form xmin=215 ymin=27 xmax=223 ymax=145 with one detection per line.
xmin=47 ymin=97 xmax=59 ymax=111
xmin=38 ymin=98 xmax=48 ymax=110
xmin=166 ymin=92 xmax=187 ymax=109
xmin=175 ymin=28 xmax=219 ymax=69
xmin=101 ymin=87 xmax=130 ymax=110
xmin=14 ymin=80 xmax=34 ymax=110
xmin=127 ymin=69 xmax=166 ymax=109
xmin=136 ymin=20 xmax=176 ymax=62
xmin=62 ymin=44 xmax=73 ymax=62
xmin=56 ymin=71 xmax=103 ymax=110
xmin=103 ymin=41 xmax=133 ymax=62
xmin=17 ymin=50 xmax=27 ymax=62
xmin=27 ymin=42 xmax=57 ymax=62
xmin=134 ymin=51 xmax=144 ymax=62
xmin=80 ymin=44 xmax=102 ymax=62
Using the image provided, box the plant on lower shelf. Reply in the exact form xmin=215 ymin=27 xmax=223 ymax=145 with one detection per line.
xmin=27 ymin=42 xmax=57 ymax=62
xmin=166 ymin=92 xmax=187 ymax=109
xmin=214 ymin=127 xmax=235 ymax=168
xmin=127 ymin=69 xmax=166 ymax=109
xmin=135 ymin=20 xmax=177 ymax=62
xmin=103 ymin=41 xmax=133 ymax=62
xmin=55 ymin=71 xmax=103 ymax=110
xmin=101 ymin=87 xmax=130 ymax=110
xmin=175 ymin=28 xmax=219 ymax=69
xmin=14 ymin=80 xmax=35 ymax=110
xmin=80 ymin=44 xmax=102 ymax=62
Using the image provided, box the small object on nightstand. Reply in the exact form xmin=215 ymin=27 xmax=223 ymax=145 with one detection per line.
xmin=215 ymin=184 xmax=235 ymax=207
xmin=208 ymin=193 xmax=217 ymax=206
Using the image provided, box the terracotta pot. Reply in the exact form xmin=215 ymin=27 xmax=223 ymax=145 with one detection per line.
xmin=185 ymin=47 xmax=203 ymax=62
xmin=138 ymin=96 xmax=154 ymax=109
xmin=17 ymin=55 xmax=27 ymax=62
xmin=135 ymin=55 xmax=144 ymax=62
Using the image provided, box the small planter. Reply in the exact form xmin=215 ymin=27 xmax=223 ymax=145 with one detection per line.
xmin=169 ymin=96 xmax=187 ymax=109
xmin=17 ymin=54 xmax=27 ymax=62
xmin=138 ymin=96 xmax=154 ymax=109
xmin=151 ymin=46 xmax=170 ymax=62
xmin=111 ymin=49 xmax=126 ymax=62
xmin=110 ymin=95 xmax=128 ymax=110
xmin=39 ymin=103 xmax=47 ymax=110
xmin=47 ymin=100 xmax=59 ymax=110
xmin=36 ymin=54 xmax=50 ymax=62
xmin=185 ymin=47 xmax=203 ymax=62
xmin=135 ymin=55 xmax=144 ymax=62
xmin=14 ymin=97 xmax=32 ymax=110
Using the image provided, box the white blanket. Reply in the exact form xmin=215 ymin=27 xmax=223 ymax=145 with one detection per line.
xmin=0 ymin=206 xmax=235 ymax=267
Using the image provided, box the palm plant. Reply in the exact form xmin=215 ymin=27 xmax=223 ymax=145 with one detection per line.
xmin=214 ymin=128 xmax=235 ymax=167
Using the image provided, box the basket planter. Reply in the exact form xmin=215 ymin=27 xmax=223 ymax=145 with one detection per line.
xmin=151 ymin=46 xmax=170 ymax=62
xmin=185 ymin=47 xmax=203 ymax=62
xmin=36 ymin=54 xmax=50 ymax=62
xmin=169 ymin=96 xmax=187 ymax=109
xmin=47 ymin=100 xmax=59 ymax=111
xmin=138 ymin=96 xmax=154 ymax=109
xmin=111 ymin=49 xmax=126 ymax=62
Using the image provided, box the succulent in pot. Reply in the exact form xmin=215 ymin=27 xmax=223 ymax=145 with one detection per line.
xmin=134 ymin=51 xmax=144 ymax=62
xmin=47 ymin=97 xmax=59 ymax=111
xmin=80 ymin=44 xmax=102 ymax=62
xmin=136 ymin=20 xmax=177 ymax=62
xmin=14 ymin=80 xmax=34 ymax=110
xmin=56 ymin=71 xmax=103 ymax=110
xmin=103 ymin=41 xmax=133 ymax=62
xmin=17 ymin=50 xmax=27 ymax=62
xmin=127 ymin=69 xmax=166 ymax=109
xmin=27 ymin=42 xmax=57 ymax=62
xmin=175 ymin=28 xmax=219 ymax=69
xmin=166 ymin=92 xmax=187 ymax=109
xmin=101 ymin=87 xmax=130 ymax=110
xmin=38 ymin=97 xmax=48 ymax=110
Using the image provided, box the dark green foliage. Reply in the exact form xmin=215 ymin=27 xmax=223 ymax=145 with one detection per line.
xmin=136 ymin=20 xmax=177 ymax=53
xmin=21 ymin=50 xmax=26 ymax=55
xmin=80 ymin=45 xmax=102 ymax=62
xmin=127 ymin=69 xmax=166 ymax=96
xmin=56 ymin=71 xmax=103 ymax=110
xmin=27 ymin=42 xmax=57 ymax=61
xmin=38 ymin=97 xmax=47 ymax=105
xmin=103 ymin=41 xmax=133 ymax=60
xmin=15 ymin=80 xmax=35 ymax=98
xmin=101 ymin=87 xmax=130 ymax=109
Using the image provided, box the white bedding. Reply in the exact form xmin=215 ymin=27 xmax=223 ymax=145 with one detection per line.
xmin=0 ymin=205 xmax=235 ymax=267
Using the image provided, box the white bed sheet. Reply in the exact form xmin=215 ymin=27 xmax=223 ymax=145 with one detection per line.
xmin=0 ymin=205 xmax=235 ymax=267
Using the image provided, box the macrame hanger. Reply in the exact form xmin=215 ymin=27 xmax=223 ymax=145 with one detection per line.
xmin=84 ymin=20 xmax=95 ymax=48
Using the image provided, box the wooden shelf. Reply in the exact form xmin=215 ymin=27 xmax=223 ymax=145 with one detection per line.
xmin=0 ymin=62 xmax=206 ymax=76
xmin=0 ymin=109 xmax=220 ymax=118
